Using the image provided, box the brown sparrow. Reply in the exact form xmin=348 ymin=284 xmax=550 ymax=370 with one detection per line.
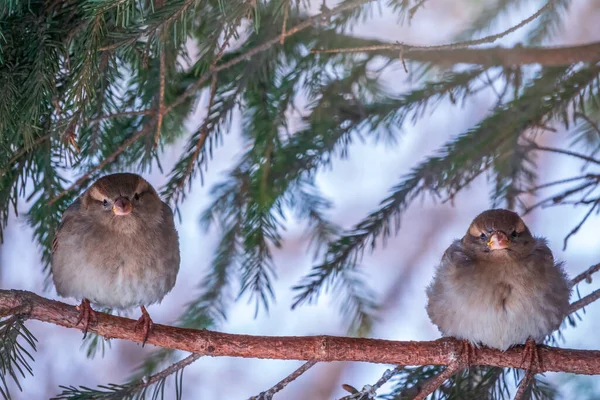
xmin=51 ymin=173 xmax=180 ymax=345
xmin=426 ymin=209 xmax=570 ymax=368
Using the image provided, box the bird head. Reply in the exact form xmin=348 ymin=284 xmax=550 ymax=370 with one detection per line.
xmin=81 ymin=173 xmax=163 ymax=231
xmin=462 ymin=209 xmax=536 ymax=261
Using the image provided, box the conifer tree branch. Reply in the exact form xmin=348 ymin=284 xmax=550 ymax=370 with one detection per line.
xmin=87 ymin=110 xmax=154 ymax=123
xmin=165 ymin=0 xmax=375 ymax=114
xmin=154 ymin=44 xmax=167 ymax=148
xmin=1 ymin=289 xmax=600 ymax=376
xmin=311 ymin=41 xmax=600 ymax=66
xmin=49 ymin=120 xmax=157 ymax=204
xmin=313 ymin=0 xmax=559 ymax=55
xmin=1 ymin=134 xmax=52 ymax=176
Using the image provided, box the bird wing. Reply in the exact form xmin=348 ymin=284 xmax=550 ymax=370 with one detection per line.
xmin=442 ymin=239 xmax=473 ymax=269
xmin=52 ymin=198 xmax=81 ymax=255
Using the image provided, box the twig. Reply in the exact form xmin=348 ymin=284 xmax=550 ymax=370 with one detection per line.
xmin=513 ymin=369 xmax=534 ymax=400
xmin=574 ymin=112 xmax=600 ymax=137
xmin=280 ymin=0 xmax=289 ymax=45
xmin=88 ymin=110 xmax=154 ymax=123
xmin=173 ymin=73 xmax=218 ymax=202
xmin=165 ymin=0 xmax=375 ymax=114
xmin=524 ymin=175 xmax=598 ymax=194
xmin=412 ymin=362 xmax=461 ymax=400
xmin=569 ymin=288 xmax=600 ymax=314
xmin=49 ymin=120 xmax=157 ymax=204
xmin=1 ymin=290 xmax=600 ymax=374
xmin=408 ymin=0 xmax=427 ymax=20
xmin=529 ymin=144 xmax=600 ymax=166
xmin=338 ymin=365 xmax=403 ymax=400
xmin=154 ymin=44 xmax=167 ymax=148
xmin=570 ymin=263 xmax=600 ymax=288
xmin=1 ymin=134 xmax=51 ymax=176
xmin=313 ymin=0 xmax=556 ymax=54
xmin=134 ymin=353 xmax=202 ymax=391
xmin=563 ymin=198 xmax=600 ymax=250
xmin=99 ymin=0 xmax=196 ymax=51
xmin=249 ymin=360 xmax=317 ymax=399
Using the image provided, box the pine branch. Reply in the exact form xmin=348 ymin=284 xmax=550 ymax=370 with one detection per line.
xmin=294 ymin=65 xmax=600 ymax=312
xmin=54 ymin=353 xmax=202 ymax=399
xmin=454 ymin=0 xmax=525 ymax=42
xmin=153 ymin=43 xmax=166 ymax=148
xmin=312 ymin=40 xmax=600 ymax=67
xmin=313 ymin=0 xmax=559 ymax=55
xmin=165 ymin=0 xmax=376 ymax=113
xmin=0 ymin=316 xmax=37 ymax=400
xmin=49 ymin=119 xmax=157 ymax=205
xmin=2 ymin=289 xmax=600 ymax=376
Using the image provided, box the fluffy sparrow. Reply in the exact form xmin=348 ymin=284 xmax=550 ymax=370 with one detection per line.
xmin=51 ymin=173 xmax=180 ymax=344
xmin=426 ymin=209 xmax=570 ymax=367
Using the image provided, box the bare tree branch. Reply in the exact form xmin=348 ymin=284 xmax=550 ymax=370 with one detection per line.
xmin=338 ymin=365 xmax=404 ymax=400
xmin=1 ymin=289 xmax=600 ymax=375
xmin=569 ymin=288 xmax=600 ymax=314
xmin=570 ymin=263 xmax=600 ymax=288
xmin=249 ymin=360 xmax=318 ymax=400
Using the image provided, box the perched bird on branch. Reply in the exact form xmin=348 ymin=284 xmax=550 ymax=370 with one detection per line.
xmin=51 ymin=173 xmax=180 ymax=345
xmin=426 ymin=209 xmax=570 ymax=368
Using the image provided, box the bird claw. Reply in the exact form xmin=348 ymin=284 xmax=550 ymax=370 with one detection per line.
xmin=135 ymin=305 xmax=154 ymax=347
xmin=76 ymin=298 xmax=98 ymax=339
xmin=458 ymin=339 xmax=477 ymax=368
xmin=520 ymin=337 xmax=543 ymax=372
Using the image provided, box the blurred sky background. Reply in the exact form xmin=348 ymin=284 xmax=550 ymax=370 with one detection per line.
xmin=2 ymin=0 xmax=600 ymax=399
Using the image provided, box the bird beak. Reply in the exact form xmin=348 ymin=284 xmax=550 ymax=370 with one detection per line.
xmin=487 ymin=231 xmax=509 ymax=250
xmin=112 ymin=196 xmax=133 ymax=216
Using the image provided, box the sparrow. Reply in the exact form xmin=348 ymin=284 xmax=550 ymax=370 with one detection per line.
xmin=51 ymin=173 xmax=180 ymax=345
xmin=426 ymin=209 xmax=570 ymax=368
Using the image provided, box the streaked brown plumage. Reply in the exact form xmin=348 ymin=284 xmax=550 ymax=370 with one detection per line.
xmin=426 ymin=209 xmax=570 ymax=365
xmin=51 ymin=173 xmax=180 ymax=344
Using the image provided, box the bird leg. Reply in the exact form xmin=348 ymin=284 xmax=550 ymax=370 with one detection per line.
xmin=520 ymin=337 xmax=543 ymax=372
xmin=458 ymin=339 xmax=477 ymax=368
xmin=134 ymin=305 xmax=154 ymax=347
xmin=75 ymin=298 xmax=98 ymax=339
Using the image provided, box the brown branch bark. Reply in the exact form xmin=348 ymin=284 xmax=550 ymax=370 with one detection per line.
xmin=1 ymin=289 xmax=600 ymax=376
xmin=312 ymin=41 xmax=600 ymax=67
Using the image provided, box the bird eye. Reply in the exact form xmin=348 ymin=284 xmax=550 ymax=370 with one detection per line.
xmin=511 ymin=231 xmax=518 ymax=238
xmin=479 ymin=233 xmax=487 ymax=240
xmin=103 ymin=199 xmax=108 ymax=207
xmin=134 ymin=193 xmax=140 ymax=201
